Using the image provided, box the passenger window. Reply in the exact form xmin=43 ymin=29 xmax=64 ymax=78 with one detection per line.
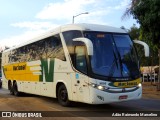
xmin=75 ymin=46 xmax=87 ymax=74
xmin=7 ymin=34 xmax=66 ymax=63
xmin=45 ymin=35 xmax=66 ymax=61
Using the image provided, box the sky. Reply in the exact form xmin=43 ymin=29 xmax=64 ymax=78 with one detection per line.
xmin=0 ymin=0 xmax=139 ymax=49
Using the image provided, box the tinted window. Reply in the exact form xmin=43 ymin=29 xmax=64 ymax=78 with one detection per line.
xmin=8 ymin=34 xmax=66 ymax=63
xmin=63 ymin=30 xmax=83 ymax=54
xmin=75 ymin=46 xmax=87 ymax=74
xmin=26 ymin=34 xmax=66 ymax=61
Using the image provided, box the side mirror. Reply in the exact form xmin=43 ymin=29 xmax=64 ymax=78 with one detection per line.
xmin=133 ymin=40 xmax=149 ymax=57
xmin=73 ymin=38 xmax=93 ymax=55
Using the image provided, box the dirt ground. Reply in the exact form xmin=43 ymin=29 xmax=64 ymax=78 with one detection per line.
xmin=142 ymin=82 xmax=160 ymax=99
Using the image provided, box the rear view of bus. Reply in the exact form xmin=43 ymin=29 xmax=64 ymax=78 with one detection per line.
xmin=62 ymin=24 xmax=149 ymax=104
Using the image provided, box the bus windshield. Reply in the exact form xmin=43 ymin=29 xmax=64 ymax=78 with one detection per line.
xmin=84 ymin=32 xmax=139 ymax=79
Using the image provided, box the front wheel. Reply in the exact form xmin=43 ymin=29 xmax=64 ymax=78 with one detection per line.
xmin=57 ymin=84 xmax=70 ymax=106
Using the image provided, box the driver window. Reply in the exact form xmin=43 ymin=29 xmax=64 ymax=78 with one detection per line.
xmin=75 ymin=46 xmax=87 ymax=74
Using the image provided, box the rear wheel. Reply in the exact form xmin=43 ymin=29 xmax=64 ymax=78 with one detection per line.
xmin=13 ymin=82 xmax=20 ymax=96
xmin=57 ymin=84 xmax=70 ymax=106
xmin=8 ymin=81 xmax=14 ymax=95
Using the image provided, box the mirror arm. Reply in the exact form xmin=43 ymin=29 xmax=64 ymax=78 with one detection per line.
xmin=73 ymin=38 xmax=93 ymax=55
xmin=133 ymin=40 xmax=149 ymax=57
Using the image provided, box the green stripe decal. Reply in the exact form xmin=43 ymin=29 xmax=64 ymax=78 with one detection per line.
xmin=40 ymin=59 xmax=54 ymax=82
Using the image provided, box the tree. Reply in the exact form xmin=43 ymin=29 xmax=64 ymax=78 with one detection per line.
xmin=123 ymin=0 xmax=160 ymax=44
xmin=123 ymin=0 xmax=160 ymax=87
xmin=128 ymin=24 xmax=139 ymax=40
xmin=127 ymin=24 xmax=159 ymax=67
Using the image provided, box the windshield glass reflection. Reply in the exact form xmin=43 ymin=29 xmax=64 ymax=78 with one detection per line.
xmin=84 ymin=32 xmax=139 ymax=78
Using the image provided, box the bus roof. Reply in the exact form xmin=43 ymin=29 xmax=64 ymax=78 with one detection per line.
xmin=61 ymin=23 xmax=127 ymax=33
xmin=3 ymin=23 xmax=127 ymax=52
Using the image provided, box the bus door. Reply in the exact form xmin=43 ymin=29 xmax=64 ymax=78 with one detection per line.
xmin=73 ymin=46 xmax=90 ymax=103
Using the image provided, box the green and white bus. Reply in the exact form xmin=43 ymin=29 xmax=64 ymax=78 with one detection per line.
xmin=1 ymin=24 xmax=149 ymax=106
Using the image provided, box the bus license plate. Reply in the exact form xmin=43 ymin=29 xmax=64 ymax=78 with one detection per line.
xmin=119 ymin=95 xmax=128 ymax=100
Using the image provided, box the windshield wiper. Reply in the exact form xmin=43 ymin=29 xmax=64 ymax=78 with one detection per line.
xmin=116 ymin=49 xmax=124 ymax=77
xmin=108 ymin=50 xmax=118 ymax=79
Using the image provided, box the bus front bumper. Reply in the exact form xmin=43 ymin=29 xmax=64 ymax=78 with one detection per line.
xmin=89 ymin=86 xmax=142 ymax=104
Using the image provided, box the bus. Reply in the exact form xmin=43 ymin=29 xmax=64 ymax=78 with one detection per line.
xmin=1 ymin=23 xmax=149 ymax=106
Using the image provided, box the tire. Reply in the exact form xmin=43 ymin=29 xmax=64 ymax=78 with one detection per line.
xmin=13 ymin=82 xmax=20 ymax=96
xmin=0 ymin=82 xmax=2 ymax=89
xmin=9 ymin=82 xmax=14 ymax=95
xmin=57 ymin=84 xmax=70 ymax=106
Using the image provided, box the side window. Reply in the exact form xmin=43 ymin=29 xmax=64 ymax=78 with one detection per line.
xmin=7 ymin=34 xmax=66 ymax=63
xmin=63 ymin=30 xmax=83 ymax=64
xmin=45 ymin=34 xmax=66 ymax=61
xmin=9 ymin=49 xmax=18 ymax=63
xmin=75 ymin=46 xmax=87 ymax=74
xmin=26 ymin=43 xmax=39 ymax=61
xmin=8 ymin=47 xmax=26 ymax=63
xmin=63 ymin=30 xmax=82 ymax=53
xmin=17 ymin=47 xmax=26 ymax=62
xmin=8 ymin=50 xmax=15 ymax=63
xmin=63 ymin=30 xmax=82 ymax=42
xmin=37 ymin=39 xmax=46 ymax=60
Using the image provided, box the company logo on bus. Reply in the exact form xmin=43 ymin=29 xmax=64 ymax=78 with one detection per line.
xmin=3 ymin=58 xmax=55 ymax=83
xmin=117 ymin=81 xmax=138 ymax=87
xmin=109 ymin=78 xmax=141 ymax=88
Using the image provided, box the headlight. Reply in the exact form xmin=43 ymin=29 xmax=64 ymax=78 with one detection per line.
xmin=138 ymin=83 xmax=142 ymax=87
xmin=97 ymin=85 xmax=105 ymax=90
xmin=90 ymin=83 xmax=108 ymax=91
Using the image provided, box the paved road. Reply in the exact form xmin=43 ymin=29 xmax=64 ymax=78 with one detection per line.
xmin=0 ymin=88 xmax=160 ymax=120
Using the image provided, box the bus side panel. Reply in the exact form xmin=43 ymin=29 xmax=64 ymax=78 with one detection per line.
xmin=54 ymin=59 xmax=74 ymax=100
xmin=40 ymin=82 xmax=54 ymax=97
xmin=1 ymin=51 xmax=9 ymax=89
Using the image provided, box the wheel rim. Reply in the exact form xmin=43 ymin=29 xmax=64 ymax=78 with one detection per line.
xmin=60 ymin=89 xmax=67 ymax=102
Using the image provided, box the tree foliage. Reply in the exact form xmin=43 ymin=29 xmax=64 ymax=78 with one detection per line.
xmin=128 ymin=24 xmax=139 ymax=40
xmin=123 ymin=0 xmax=160 ymax=47
xmin=123 ymin=0 xmax=160 ymax=86
xmin=128 ymin=24 xmax=158 ymax=66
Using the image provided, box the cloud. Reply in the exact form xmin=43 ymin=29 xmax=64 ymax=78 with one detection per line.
xmin=11 ymin=21 xmax=58 ymax=30
xmin=0 ymin=21 xmax=59 ymax=48
xmin=35 ymin=0 xmax=112 ymax=24
xmin=35 ymin=0 xmax=129 ymax=24
xmin=0 ymin=30 xmax=46 ymax=48
xmin=36 ymin=0 xmax=96 ymax=21
xmin=0 ymin=0 xmax=132 ymax=49
xmin=114 ymin=0 xmax=130 ymax=10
